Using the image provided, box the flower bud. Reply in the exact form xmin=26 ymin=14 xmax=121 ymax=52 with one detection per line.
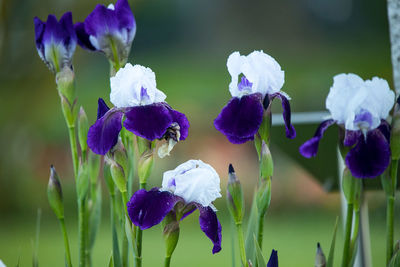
xmin=315 ymin=243 xmax=326 ymax=267
xmin=60 ymin=94 xmax=78 ymax=128
xmin=109 ymin=162 xmax=127 ymax=193
xmin=138 ymin=150 xmax=154 ymax=185
xmin=256 ymin=177 xmax=271 ymax=216
xmin=260 ymin=141 xmax=273 ymax=180
xmin=162 ymin=211 xmax=180 ymax=258
xmin=226 ymin=164 xmax=244 ymax=224
xmin=78 ymin=107 xmax=89 ymax=156
xmin=56 ymin=66 xmax=76 ymax=104
xmin=391 ymin=104 xmax=400 ymax=160
xmin=47 ymin=165 xmax=64 ymax=219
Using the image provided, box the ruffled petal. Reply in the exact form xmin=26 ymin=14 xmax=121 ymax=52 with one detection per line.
xmin=345 ymin=128 xmax=391 ymax=178
xmin=127 ymin=188 xmax=178 ymax=230
xmin=214 ymin=93 xmax=263 ymax=144
xmin=123 ymin=103 xmax=172 ymax=140
xmin=267 ymin=249 xmax=278 ymax=267
xmin=299 ymin=119 xmax=335 ymax=158
xmin=197 ymin=205 xmax=222 ymax=254
xmin=87 ymin=108 xmax=123 ymax=155
xmin=270 ymin=92 xmax=296 ymax=139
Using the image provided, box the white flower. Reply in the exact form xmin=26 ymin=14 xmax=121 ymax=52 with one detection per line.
xmin=0 ymin=259 xmax=6 ymax=267
xmin=161 ymin=160 xmax=221 ymax=207
xmin=227 ymin=50 xmax=285 ymax=98
xmin=110 ymin=63 xmax=167 ymax=108
xmin=326 ymin=73 xmax=395 ymax=131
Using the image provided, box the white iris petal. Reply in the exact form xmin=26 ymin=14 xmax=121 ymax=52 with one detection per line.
xmin=161 ymin=160 xmax=221 ymax=207
xmin=227 ymin=50 xmax=285 ymax=98
xmin=326 ymin=73 xmax=395 ymax=131
xmin=110 ymin=63 xmax=167 ymax=108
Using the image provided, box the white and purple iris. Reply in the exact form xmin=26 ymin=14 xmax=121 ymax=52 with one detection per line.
xmin=300 ymin=73 xmax=395 ymax=178
xmin=74 ymin=0 xmax=136 ymax=60
xmin=34 ymin=12 xmax=77 ymax=72
xmin=127 ymin=160 xmax=222 ymax=254
xmin=214 ymin=51 xmax=296 ymax=144
xmin=87 ymin=63 xmax=190 ymax=155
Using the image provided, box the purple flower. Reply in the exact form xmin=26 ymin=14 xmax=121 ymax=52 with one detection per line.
xmin=127 ymin=160 xmax=222 ymax=254
xmin=300 ymin=73 xmax=395 ymax=178
xmin=87 ymin=64 xmax=189 ymax=156
xmin=74 ymin=0 xmax=136 ymax=64
xmin=34 ymin=12 xmax=77 ymax=73
xmin=214 ymin=51 xmax=296 ymax=144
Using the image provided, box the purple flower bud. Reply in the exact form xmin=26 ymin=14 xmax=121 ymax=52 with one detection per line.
xmin=75 ymin=0 xmax=136 ymax=66
xmin=34 ymin=12 xmax=77 ymax=73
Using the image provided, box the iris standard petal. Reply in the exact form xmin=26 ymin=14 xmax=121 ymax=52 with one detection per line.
xmin=115 ymin=0 xmax=135 ymax=30
xmin=197 ymin=205 xmax=222 ymax=254
xmin=299 ymin=119 xmax=335 ymax=158
xmin=124 ymin=103 xmax=173 ymax=141
xmin=345 ymin=128 xmax=391 ymax=178
xmin=127 ymin=188 xmax=178 ymax=230
xmin=87 ymin=108 xmax=123 ymax=155
xmin=97 ymin=98 xmax=110 ymax=119
xmin=270 ymin=92 xmax=296 ymax=139
xmin=84 ymin=4 xmax=119 ymax=37
xmin=214 ymin=93 xmax=264 ymax=144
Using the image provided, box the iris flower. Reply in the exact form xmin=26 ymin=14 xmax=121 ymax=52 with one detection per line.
xmin=87 ymin=63 xmax=189 ymax=156
xmin=127 ymin=160 xmax=222 ymax=254
xmin=34 ymin=12 xmax=77 ymax=72
xmin=300 ymin=73 xmax=395 ymax=178
xmin=214 ymin=51 xmax=296 ymax=144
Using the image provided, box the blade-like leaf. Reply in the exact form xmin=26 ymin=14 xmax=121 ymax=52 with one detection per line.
xmin=89 ymin=183 xmax=102 ymax=249
xmin=111 ymin=196 xmax=122 ymax=267
xmin=108 ymin=254 xmax=114 ymax=267
xmin=326 ymin=216 xmax=339 ymax=267
xmin=254 ymin=235 xmax=266 ymax=267
xmin=230 ymin=218 xmax=236 ymax=267
xmin=32 ymin=209 xmax=41 ymax=267
xmin=245 ymin=194 xmax=259 ymax=265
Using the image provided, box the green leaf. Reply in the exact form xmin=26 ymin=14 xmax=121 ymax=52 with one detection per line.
xmin=254 ymin=235 xmax=266 ymax=267
xmin=32 ymin=209 xmax=41 ymax=267
xmin=388 ymin=249 xmax=400 ymax=267
xmin=230 ymin=218 xmax=236 ymax=267
xmin=245 ymin=194 xmax=259 ymax=265
xmin=111 ymin=196 xmax=122 ymax=267
xmin=89 ymin=184 xmax=102 ymax=249
xmin=326 ymin=216 xmax=339 ymax=267
xmin=108 ymin=254 xmax=114 ymax=267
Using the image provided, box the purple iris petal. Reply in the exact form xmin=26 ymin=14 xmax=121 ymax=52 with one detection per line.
xmin=180 ymin=206 xmax=197 ymax=221
xmin=127 ymin=188 xmax=178 ymax=230
xmin=214 ymin=93 xmax=264 ymax=144
xmin=378 ymin=120 xmax=391 ymax=141
xmin=270 ymin=92 xmax=296 ymax=139
xmin=343 ymin=130 xmax=361 ymax=147
xmin=197 ymin=205 xmax=222 ymax=254
xmin=345 ymin=128 xmax=391 ymax=178
xmin=87 ymin=108 xmax=123 ymax=155
xmin=299 ymin=119 xmax=335 ymax=158
xmin=85 ymin=4 xmax=119 ymax=37
xmin=74 ymin=22 xmax=96 ymax=51
xmin=267 ymin=249 xmax=278 ymax=267
xmin=115 ymin=0 xmax=135 ymax=31
xmin=124 ymin=103 xmax=173 ymax=141
xmin=97 ymin=98 xmax=110 ymax=119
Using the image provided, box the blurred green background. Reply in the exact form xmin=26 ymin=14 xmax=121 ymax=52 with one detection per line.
xmin=0 ymin=0 xmax=397 ymax=266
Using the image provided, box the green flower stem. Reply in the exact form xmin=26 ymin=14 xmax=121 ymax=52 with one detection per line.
xmin=67 ymin=125 xmax=79 ymax=178
xmin=164 ymin=256 xmax=171 ymax=267
xmin=386 ymin=160 xmax=398 ymax=264
xmin=78 ymin=201 xmax=88 ymax=267
xmin=342 ymin=202 xmax=354 ymax=267
xmin=236 ymin=223 xmax=248 ymax=267
xmin=59 ymin=218 xmax=73 ymax=267
xmin=349 ymin=209 xmax=360 ymax=259
xmin=134 ymin=183 xmax=146 ymax=267
xmin=257 ymin=215 xmax=264 ymax=250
